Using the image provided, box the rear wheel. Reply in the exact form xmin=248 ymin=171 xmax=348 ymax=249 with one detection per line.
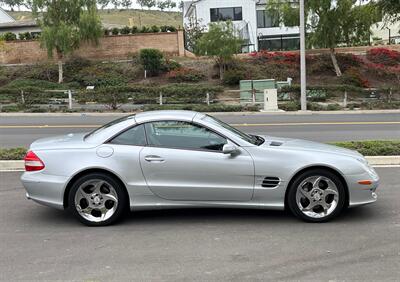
xmin=68 ymin=173 xmax=127 ymax=226
xmin=287 ymin=169 xmax=346 ymax=222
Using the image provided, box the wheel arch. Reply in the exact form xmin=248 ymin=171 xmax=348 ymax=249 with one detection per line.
xmin=284 ymin=165 xmax=349 ymax=209
xmin=63 ymin=167 xmax=129 ymax=209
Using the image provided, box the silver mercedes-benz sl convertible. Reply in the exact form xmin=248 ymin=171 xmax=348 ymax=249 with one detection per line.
xmin=21 ymin=110 xmax=379 ymax=226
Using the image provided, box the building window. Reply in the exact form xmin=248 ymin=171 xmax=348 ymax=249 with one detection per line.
xmin=256 ymin=10 xmax=279 ymax=28
xmin=258 ymin=34 xmax=300 ymax=51
xmin=210 ymin=7 xmax=243 ymax=22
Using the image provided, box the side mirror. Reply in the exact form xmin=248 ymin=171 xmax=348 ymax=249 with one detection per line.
xmin=222 ymin=143 xmax=238 ymax=154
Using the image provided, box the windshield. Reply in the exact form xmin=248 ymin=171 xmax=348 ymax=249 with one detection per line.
xmin=203 ymin=115 xmax=264 ymax=145
xmin=84 ymin=115 xmax=135 ymax=140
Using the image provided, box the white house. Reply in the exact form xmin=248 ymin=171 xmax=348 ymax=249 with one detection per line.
xmin=183 ymin=0 xmax=300 ymax=52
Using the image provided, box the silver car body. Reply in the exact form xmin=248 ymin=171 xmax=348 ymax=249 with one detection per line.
xmin=21 ymin=110 xmax=379 ymax=211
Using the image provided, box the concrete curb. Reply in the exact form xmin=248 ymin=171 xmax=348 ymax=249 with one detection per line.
xmin=1 ymin=156 xmax=399 ymax=171
xmin=1 ymin=109 xmax=400 ymax=117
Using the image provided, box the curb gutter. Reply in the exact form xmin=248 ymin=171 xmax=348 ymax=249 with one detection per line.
xmin=1 ymin=156 xmax=399 ymax=171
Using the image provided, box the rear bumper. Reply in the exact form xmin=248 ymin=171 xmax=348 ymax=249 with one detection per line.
xmin=347 ymin=171 xmax=379 ymax=207
xmin=21 ymin=172 xmax=68 ymax=210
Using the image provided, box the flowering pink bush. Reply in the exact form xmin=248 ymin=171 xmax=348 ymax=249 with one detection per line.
xmin=249 ymin=51 xmax=300 ymax=65
xmin=366 ymin=48 xmax=400 ymax=66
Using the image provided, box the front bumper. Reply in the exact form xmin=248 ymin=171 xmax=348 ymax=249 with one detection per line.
xmin=21 ymin=172 xmax=68 ymax=210
xmin=347 ymin=171 xmax=379 ymax=207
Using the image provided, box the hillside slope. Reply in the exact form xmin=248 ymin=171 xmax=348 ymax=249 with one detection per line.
xmin=9 ymin=9 xmax=183 ymax=28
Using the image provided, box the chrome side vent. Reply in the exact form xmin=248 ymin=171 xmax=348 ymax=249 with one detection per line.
xmin=262 ymin=177 xmax=280 ymax=188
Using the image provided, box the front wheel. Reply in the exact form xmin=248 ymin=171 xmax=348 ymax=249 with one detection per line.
xmin=287 ymin=169 xmax=346 ymax=222
xmin=68 ymin=173 xmax=127 ymax=226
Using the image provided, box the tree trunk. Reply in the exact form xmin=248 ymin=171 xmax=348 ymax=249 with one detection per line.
xmin=219 ymin=64 xmax=224 ymax=81
xmin=58 ymin=60 xmax=63 ymax=83
xmin=57 ymin=51 xmax=63 ymax=84
xmin=330 ymin=48 xmax=342 ymax=77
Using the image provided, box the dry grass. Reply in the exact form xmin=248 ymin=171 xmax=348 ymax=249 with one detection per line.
xmin=9 ymin=9 xmax=183 ymax=28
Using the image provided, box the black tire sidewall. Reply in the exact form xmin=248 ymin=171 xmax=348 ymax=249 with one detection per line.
xmin=68 ymin=173 xmax=127 ymax=226
xmin=287 ymin=169 xmax=346 ymax=222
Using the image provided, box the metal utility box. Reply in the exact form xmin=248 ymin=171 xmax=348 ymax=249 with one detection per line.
xmin=240 ymin=78 xmax=291 ymax=104
xmin=240 ymin=79 xmax=275 ymax=103
xmin=263 ymin=89 xmax=278 ymax=111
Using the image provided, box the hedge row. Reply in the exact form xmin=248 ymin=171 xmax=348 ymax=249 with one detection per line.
xmin=104 ymin=25 xmax=177 ymax=36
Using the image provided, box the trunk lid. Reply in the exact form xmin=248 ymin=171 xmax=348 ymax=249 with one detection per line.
xmin=30 ymin=132 xmax=97 ymax=150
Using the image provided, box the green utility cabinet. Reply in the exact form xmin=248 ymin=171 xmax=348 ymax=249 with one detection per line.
xmin=240 ymin=79 xmax=291 ymax=104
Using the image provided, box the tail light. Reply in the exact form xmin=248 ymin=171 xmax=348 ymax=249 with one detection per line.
xmin=24 ymin=151 xmax=45 ymax=171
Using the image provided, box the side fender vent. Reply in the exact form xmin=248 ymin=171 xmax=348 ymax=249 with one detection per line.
xmin=262 ymin=177 xmax=280 ymax=188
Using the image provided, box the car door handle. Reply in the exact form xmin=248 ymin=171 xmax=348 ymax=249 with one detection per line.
xmin=144 ymin=155 xmax=165 ymax=163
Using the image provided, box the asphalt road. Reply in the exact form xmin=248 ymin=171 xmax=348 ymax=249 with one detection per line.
xmin=1 ymin=112 xmax=400 ymax=147
xmin=0 ymin=168 xmax=399 ymax=281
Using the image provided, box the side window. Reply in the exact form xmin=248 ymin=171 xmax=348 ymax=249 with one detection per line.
xmin=109 ymin=124 xmax=146 ymax=146
xmin=145 ymin=121 xmax=227 ymax=151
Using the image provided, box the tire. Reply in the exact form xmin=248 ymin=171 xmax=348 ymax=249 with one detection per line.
xmin=68 ymin=172 xmax=128 ymax=226
xmin=287 ymin=169 xmax=346 ymax=222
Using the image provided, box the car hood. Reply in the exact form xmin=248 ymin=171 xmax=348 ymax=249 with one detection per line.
xmin=259 ymin=135 xmax=363 ymax=159
xmin=30 ymin=132 xmax=96 ymax=150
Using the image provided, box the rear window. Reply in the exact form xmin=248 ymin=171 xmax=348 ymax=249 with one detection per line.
xmin=84 ymin=115 xmax=135 ymax=140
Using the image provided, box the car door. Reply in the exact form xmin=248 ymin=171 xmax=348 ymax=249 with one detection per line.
xmin=139 ymin=120 xmax=254 ymax=201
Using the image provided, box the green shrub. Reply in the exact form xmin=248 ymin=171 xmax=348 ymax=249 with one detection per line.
xmin=140 ymin=26 xmax=151 ymax=33
xmin=341 ymin=68 xmax=370 ymax=88
xmin=103 ymin=28 xmax=110 ymax=36
xmin=131 ymin=26 xmax=138 ymax=34
xmin=143 ymin=104 xmax=258 ymax=112
xmin=160 ymin=25 xmax=177 ymax=32
xmin=327 ymin=103 xmax=343 ymax=111
xmin=307 ymin=102 xmax=326 ymax=111
xmin=0 ymin=75 xmax=10 ymax=86
xmin=0 ymin=104 xmax=25 ymax=112
xmin=163 ymin=59 xmax=181 ymax=71
xmin=331 ymin=140 xmax=400 ymax=156
xmin=111 ymin=27 xmax=119 ymax=35
xmin=120 ymin=26 xmax=131 ymax=35
xmin=0 ymin=147 xmax=27 ymax=160
xmin=166 ymin=67 xmax=206 ymax=82
xmin=5 ymin=79 xmax=62 ymax=90
xmin=139 ymin=48 xmax=164 ymax=76
xmin=22 ymin=63 xmax=59 ymax=82
xmin=64 ymin=56 xmax=92 ymax=73
xmin=150 ymin=25 xmax=160 ymax=33
xmin=83 ymin=87 xmax=129 ymax=110
xmin=18 ymin=32 xmax=32 ymax=40
xmin=73 ymin=66 xmax=128 ymax=87
xmin=279 ymin=101 xmax=300 ymax=111
xmin=2 ymin=32 xmax=17 ymax=41
xmin=223 ymin=68 xmax=247 ymax=85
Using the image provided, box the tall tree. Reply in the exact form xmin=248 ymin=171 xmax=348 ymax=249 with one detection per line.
xmin=137 ymin=0 xmax=155 ymax=10
xmin=267 ymin=0 xmax=380 ymax=76
xmin=33 ymin=0 xmax=103 ymax=83
xmin=156 ymin=0 xmax=167 ymax=11
xmin=121 ymin=0 xmax=131 ymax=10
xmin=0 ymin=0 xmax=24 ymax=11
xmin=96 ymin=0 xmax=110 ymax=10
xmin=195 ymin=21 xmax=243 ymax=80
xmin=165 ymin=0 xmax=176 ymax=11
xmin=378 ymin=0 xmax=400 ymax=23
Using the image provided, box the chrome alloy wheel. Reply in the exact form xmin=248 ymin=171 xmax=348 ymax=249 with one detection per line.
xmin=295 ymin=176 xmax=339 ymax=219
xmin=74 ymin=179 xmax=119 ymax=223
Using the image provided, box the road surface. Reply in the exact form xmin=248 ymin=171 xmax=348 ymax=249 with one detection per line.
xmin=1 ymin=112 xmax=399 ymax=147
xmin=0 ymin=168 xmax=399 ymax=281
